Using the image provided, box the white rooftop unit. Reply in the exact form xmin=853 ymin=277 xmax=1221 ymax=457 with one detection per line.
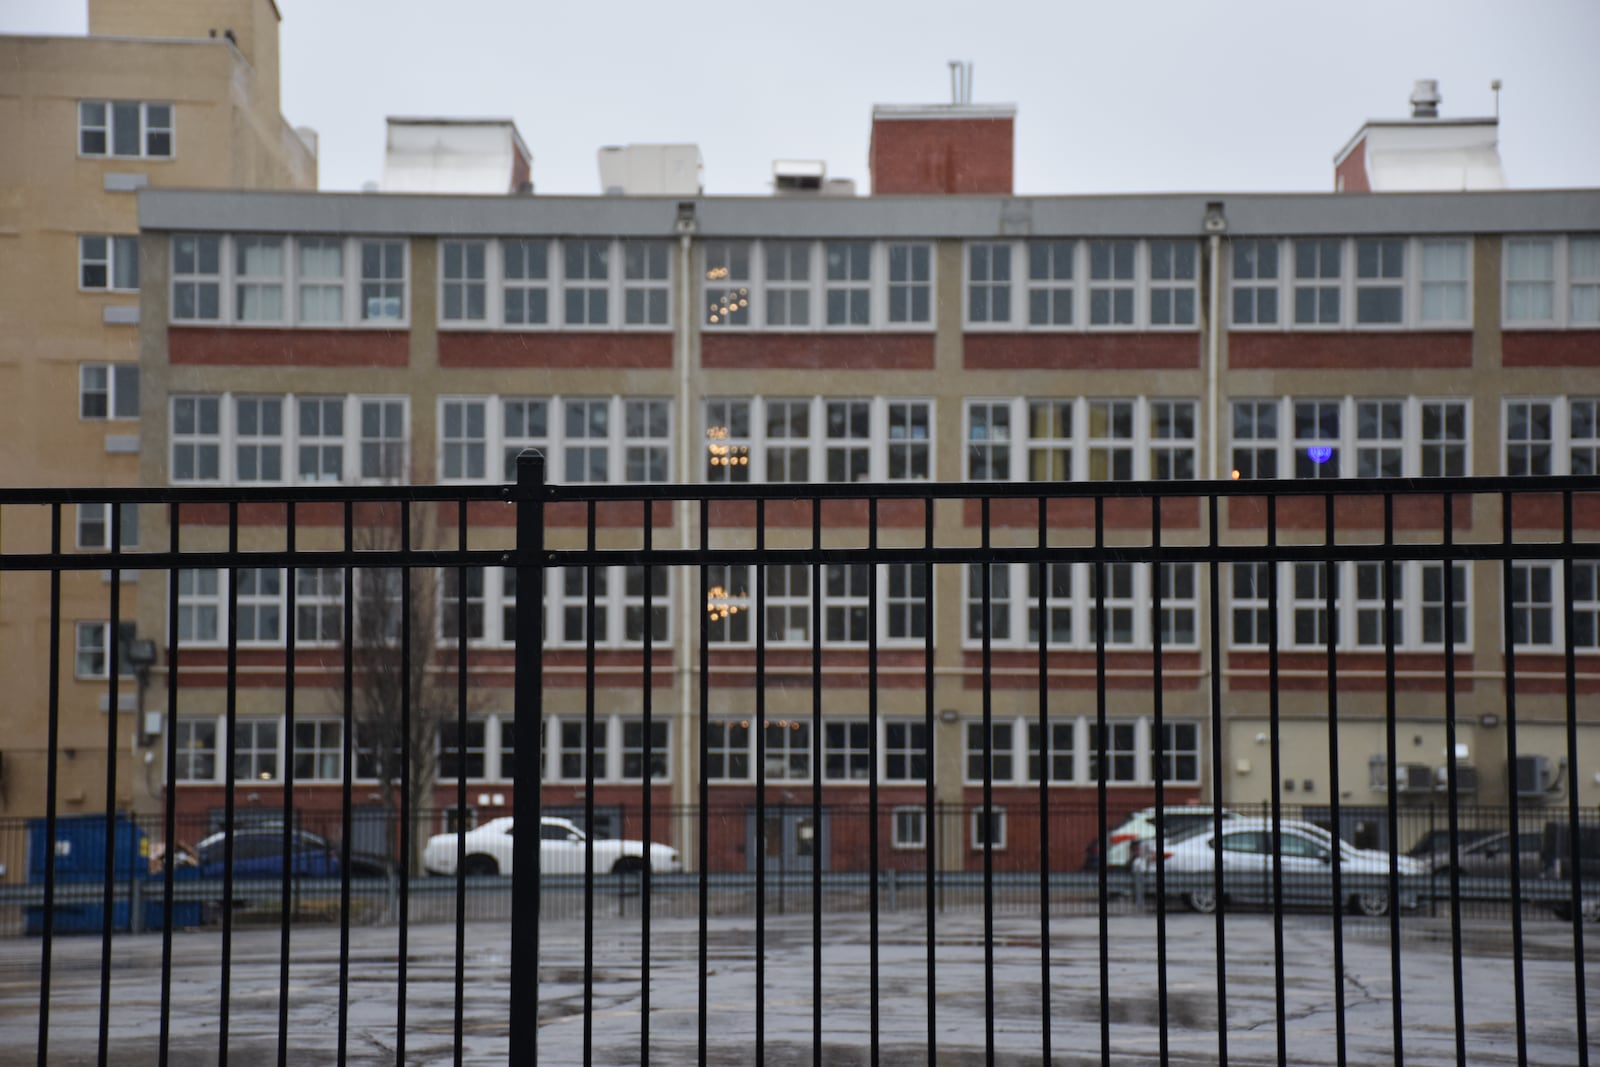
xmin=597 ymin=144 xmax=703 ymax=196
xmin=381 ymin=118 xmax=532 ymax=195
xmin=1335 ymin=81 xmax=1505 ymax=192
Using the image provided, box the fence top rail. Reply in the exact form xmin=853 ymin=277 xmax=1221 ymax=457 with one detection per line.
xmin=3 ymin=473 xmax=1600 ymax=508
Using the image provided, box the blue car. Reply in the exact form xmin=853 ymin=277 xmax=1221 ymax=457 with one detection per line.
xmin=195 ymin=828 xmax=341 ymax=879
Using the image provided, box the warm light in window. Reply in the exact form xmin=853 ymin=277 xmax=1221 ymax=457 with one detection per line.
xmin=706 ymin=585 xmax=744 ymax=621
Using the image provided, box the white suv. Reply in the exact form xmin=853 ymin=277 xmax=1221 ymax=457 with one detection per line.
xmin=1096 ymin=806 xmax=1238 ymax=869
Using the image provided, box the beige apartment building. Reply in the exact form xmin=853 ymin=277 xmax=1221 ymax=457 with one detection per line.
xmin=0 ymin=0 xmax=314 ymax=830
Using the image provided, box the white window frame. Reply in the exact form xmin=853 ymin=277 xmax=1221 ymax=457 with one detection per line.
xmin=892 ymin=807 xmax=926 ymax=850
xmin=233 ymin=235 xmax=287 ymax=324
xmin=296 ymin=237 xmax=346 ymax=324
xmin=1245 ymin=560 xmax=1475 ymax=652
xmin=79 ymin=235 xmax=139 ymax=292
xmin=294 ymin=568 xmax=344 ymax=646
xmin=546 ymin=566 xmax=672 ymax=649
xmin=502 ymin=238 xmax=552 ymax=327
xmin=886 ymin=243 xmax=934 ymax=326
xmin=823 ymin=241 xmax=873 ymax=329
xmin=232 ymin=395 xmax=286 ymax=484
xmin=77 ymin=502 xmax=139 ymax=551
xmin=1147 ymin=239 xmax=1199 ymax=328
xmin=79 ymin=363 xmax=140 ymax=421
xmin=173 ymin=717 xmax=218 ymax=783
xmin=440 ymin=239 xmax=490 ymax=324
xmin=234 ymin=567 xmax=284 ymax=646
xmin=1229 ymin=238 xmax=1281 ymax=328
xmin=292 ymin=718 xmax=344 ymax=782
xmin=170 ymin=235 xmax=410 ymax=328
xmin=622 ymin=240 xmax=672 ymax=327
xmin=966 ymin=242 xmax=1014 ymax=327
xmin=970 ymin=807 xmax=1007 ymax=850
xmin=1508 ymin=562 xmax=1559 ymax=652
xmin=78 ymin=100 xmax=172 ymax=159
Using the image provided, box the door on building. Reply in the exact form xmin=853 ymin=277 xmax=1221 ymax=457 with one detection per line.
xmin=745 ymin=806 xmax=826 ymax=874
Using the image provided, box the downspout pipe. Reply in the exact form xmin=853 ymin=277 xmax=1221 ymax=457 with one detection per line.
xmin=674 ymin=205 xmax=697 ymax=865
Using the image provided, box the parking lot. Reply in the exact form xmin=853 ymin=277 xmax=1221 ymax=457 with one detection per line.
xmin=2 ymin=909 xmax=1594 ymax=1066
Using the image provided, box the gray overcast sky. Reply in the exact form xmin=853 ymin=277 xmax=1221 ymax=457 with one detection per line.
xmin=5 ymin=0 xmax=1599 ymax=196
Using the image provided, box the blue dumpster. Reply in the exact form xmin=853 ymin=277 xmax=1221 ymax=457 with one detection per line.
xmin=25 ymin=815 xmax=201 ymax=934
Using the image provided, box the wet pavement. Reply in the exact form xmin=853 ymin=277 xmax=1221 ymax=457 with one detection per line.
xmin=1 ymin=910 xmax=1595 ymax=1064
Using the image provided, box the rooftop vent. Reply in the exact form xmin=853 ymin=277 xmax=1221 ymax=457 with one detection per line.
xmin=773 ymin=160 xmax=826 ymax=195
xmin=1410 ymin=79 xmax=1441 ymax=119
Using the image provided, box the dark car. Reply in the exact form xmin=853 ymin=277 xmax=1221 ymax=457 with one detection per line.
xmin=195 ymin=828 xmax=390 ymax=879
xmin=1540 ymin=822 xmax=1600 ymax=922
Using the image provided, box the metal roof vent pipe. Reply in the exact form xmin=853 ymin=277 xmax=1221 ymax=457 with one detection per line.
xmin=1410 ymin=79 xmax=1441 ymax=119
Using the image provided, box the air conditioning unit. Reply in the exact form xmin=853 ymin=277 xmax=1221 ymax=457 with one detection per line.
xmin=1435 ymin=764 xmax=1478 ymax=793
xmin=1515 ymin=755 xmax=1550 ymax=798
xmin=1394 ymin=763 xmax=1434 ymax=794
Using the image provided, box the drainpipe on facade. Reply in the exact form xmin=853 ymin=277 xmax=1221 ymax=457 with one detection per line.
xmin=674 ymin=211 xmax=696 ymax=867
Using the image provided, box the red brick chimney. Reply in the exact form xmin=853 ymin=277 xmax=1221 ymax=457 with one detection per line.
xmin=869 ymin=105 xmax=1016 ymax=195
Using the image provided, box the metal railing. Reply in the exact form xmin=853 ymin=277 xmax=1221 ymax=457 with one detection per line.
xmin=0 ymin=462 xmax=1595 ymax=1066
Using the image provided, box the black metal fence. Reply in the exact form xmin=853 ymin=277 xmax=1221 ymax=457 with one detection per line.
xmin=1 ymin=464 xmax=1596 ymax=1065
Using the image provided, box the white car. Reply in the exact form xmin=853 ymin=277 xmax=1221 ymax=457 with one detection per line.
xmin=423 ymin=816 xmax=681 ymax=878
xmin=1091 ymin=806 xmax=1240 ymax=869
xmin=1133 ymin=817 xmax=1426 ymax=916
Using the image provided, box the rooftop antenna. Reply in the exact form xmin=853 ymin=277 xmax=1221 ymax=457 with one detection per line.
xmin=1491 ymin=78 xmax=1502 ymax=121
xmin=946 ymin=60 xmax=973 ymax=104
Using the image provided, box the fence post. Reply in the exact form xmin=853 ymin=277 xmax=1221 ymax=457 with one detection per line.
xmin=510 ymin=449 xmax=546 ymax=1066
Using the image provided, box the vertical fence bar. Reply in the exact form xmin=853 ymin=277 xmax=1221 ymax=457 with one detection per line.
xmin=810 ymin=494 xmax=823 ymax=1067
xmin=979 ymin=496 xmax=996 ymax=1067
xmin=867 ymin=496 xmax=881 ymax=1067
xmin=1152 ymin=499 xmax=1170 ymax=1067
xmin=96 ymin=501 xmax=123 ymax=1067
xmin=582 ymin=500 xmax=597 ymax=1067
xmin=398 ymin=497 xmax=413 ymax=1066
xmin=1265 ymin=495 xmax=1286 ymax=1067
xmin=38 ymin=503 xmax=62 ymax=1067
xmin=923 ymin=497 xmax=937 ymax=1064
xmin=1499 ymin=492 xmax=1529 ymax=1066
xmin=511 ymin=452 xmax=546 ymax=1066
xmin=1441 ymin=492 xmax=1466 ymax=1067
xmin=1206 ymin=495 xmax=1229 ymax=1067
xmin=1094 ymin=495 xmax=1109 ymax=1067
xmin=1035 ymin=494 xmax=1051 ymax=1067
xmin=1322 ymin=494 xmax=1347 ymax=1067
xmin=220 ymin=501 xmax=240 ymax=1067
xmin=1561 ymin=489 xmax=1590 ymax=1067
xmin=158 ymin=504 xmax=181 ymax=1066
xmin=755 ymin=498 xmax=769 ymax=1063
xmin=453 ymin=500 xmax=470 ymax=1067
xmin=340 ymin=499 xmax=356 ymax=1067
xmin=696 ymin=498 xmax=710 ymax=1065
xmin=278 ymin=504 xmax=297 ymax=1067
xmin=641 ymin=494 xmax=655 ymax=1067
xmin=1381 ymin=493 xmax=1404 ymax=1067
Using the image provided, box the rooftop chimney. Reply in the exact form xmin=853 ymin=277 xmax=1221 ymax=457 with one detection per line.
xmin=1410 ymin=79 xmax=1441 ymax=119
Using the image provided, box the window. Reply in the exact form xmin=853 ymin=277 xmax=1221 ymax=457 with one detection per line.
xmin=1292 ymin=400 xmax=1341 ymax=479
xmin=892 ymin=808 xmax=926 ymax=850
xmin=890 ymin=399 xmax=934 ymax=480
xmin=623 ymin=241 xmax=670 ymax=326
xmin=359 ymin=398 xmax=407 ymax=481
xmin=965 ymin=721 xmax=1014 ymax=783
xmin=968 ymin=243 xmax=1012 ymax=324
xmin=176 ymin=569 xmax=222 ymax=643
xmin=77 ymin=502 xmax=139 ymax=550
xmin=440 ymin=568 xmax=487 ymax=643
xmin=824 ymin=564 xmax=871 ymax=643
xmin=293 ymin=720 xmax=343 ymax=781
xmin=1231 ymin=239 xmax=1279 ymax=325
xmin=1157 ymin=563 xmax=1198 ymax=646
xmin=825 ymin=400 xmax=871 ymax=482
xmin=563 ymin=398 xmax=610 ymax=483
xmin=1089 ymin=563 xmax=1136 ymax=646
xmin=1026 ymin=400 xmax=1072 ymax=481
xmin=1294 ymin=239 xmax=1341 ymax=325
xmin=766 ymin=565 xmax=811 ymax=644
xmin=234 ymin=237 xmax=285 ymax=323
xmin=297 ymin=238 xmax=345 ymax=323
xmin=621 ymin=720 xmax=669 ymax=779
xmin=1028 ymin=564 xmax=1073 ymax=646
xmin=623 ymin=566 xmax=669 ymax=643
xmin=823 ymin=721 xmax=871 ymax=781
xmin=295 ymin=568 xmax=343 ymax=644
xmin=439 ymin=720 xmax=487 ymax=780
xmin=1231 ymin=563 xmax=1272 ymax=647
xmin=1421 ymin=563 xmax=1469 ymax=646
xmin=80 ymin=364 xmax=139 ymax=420
xmin=499 ymin=569 xmax=520 ymax=645
xmin=1355 ymin=400 xmax=1404 ymax=477
xmin=764 ymin=399 xmax=811 ymax=482
xmin=884 ymin=722 xmax=929 ymax=782
xmin=887 ymin=244 xmax=931 ymax=324
xmin=1230 ymin=400 xmax=1280 ymax=479
xmin=1504 ymin=400 xmax=1553 ymax=476
xmin=1148 ymin=240 xmax=1197 ymax=326
xmin=1088 ymin=240 xmax=1135 ymax=326
xmin=79 ymin=101 xmax=171 ymax=158
xmin=1419 ymin=240 xmax=1468 ymax=323
xmin=441 ymin=399 xmax=488 ymax=480
xmin=296 ymin=397 xmax=345 ymax=482
xmin=233 ymin=396 xmax=284 ymax=482
xmin=885 ymin=564 xmax=928 ymax=641
xmin=235 ymin=720 xmax=279 ymax=781
xmin=235 ymin=569 xmax=282 ymax=644
xmin=1504 ymin=239 xmax=1554 ymax=323
xmin=1420 ymin=401 xmax=1468 ymax=477
xmin=1573 ymin=399 xmax=1600 ymax=475
xmin=706 ymin=720 xmax=751 ymax=781
xmin=971 ymin=807 xmax=1007 ymax=850
xmin=76 ymin=621 xmax=134 ymax=678
xmin=764 ymin=242 xmax=811 ymax=327
xmin=441 ymin=240 xmax=488 ymax=322
xmin=360 ymin=240 xmax=406 ymax=322
xmin=966 ymin=401 xmax=1012 ymax=480
xmin=1155 ymin=722 xmax=1200 ymax=784
xmin=704 ymin=242 xmax=751 ymax=327
xmin=1291 ymin=562 xmax=1333 ymax=647
xmin=1027 ymin=240 xmax=1073 ymax=325
xmin=563 ymin=240 xmax=610 ymax=325
xmin=704 ymin=399 xmax=751 ymax=482
xmin=764 ymin=719 xmax=811 ymax=780
xmin=1086 ymin=400 xmax=1135 ymax=481
xmin=1574 ymin=562 xmax=1600 ymax=650
xmin=1355 ymin=238 xmax=1404 ymax=324
xmin=966 ymin=564 xmax=1011 ymax=643
xmin=172 ymin=235 xmax=221 ymax=321
xmin=1027 ymin=722 xmax=1075 ymax=783
xmin=171 ymin=395 xmax=221 ymax=482
xmin=503 ymin=239 xmax=550 ymax=325
xmin=80 ymin=235 xmax=139 ymax=291
xmin=556 ymin=567 xmax=606 ymax=644
xmin=1510 ymin=563 xmax=1556 ymax=649
xmin=502 ymin=398 xmax=549 ymax=479
xmin=555 ymin=718 xmax=606 ymax=781
xmin=624 ymin=399 xmax=670 ymax=482
xmin=1353 ymin=562 xmax=1400 ymax=648
xmin=1149 ymin=400 xmax=1196 ymax=480
xmin=174 ymin=719 xmax=217 ymax=782
xmin=1088 ymin=722 xmax=1138 ymax=782
xmin=1573 ymin=237 xmax=1600 ymax=325
xmin=825 ymin=242 xmax=871 ymax=326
